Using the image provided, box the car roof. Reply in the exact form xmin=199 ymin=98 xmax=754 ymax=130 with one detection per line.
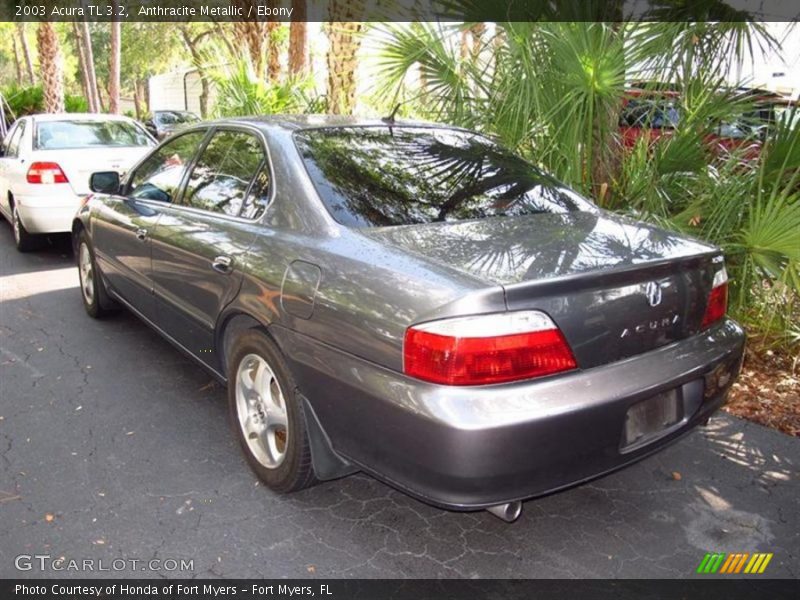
xmin=220 ymin=114 xmax=444 ymax=132
xmin=30 ymin=113 xmax=137 ymax=123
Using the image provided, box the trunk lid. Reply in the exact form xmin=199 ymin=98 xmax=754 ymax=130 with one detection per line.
xmin=363 ymin=211 xmax=721 ymax=368
xmin=31 ymin=146 xmax=151 ymax=195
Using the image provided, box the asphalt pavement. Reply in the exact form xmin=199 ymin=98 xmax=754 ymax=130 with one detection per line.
xmin=0 ymin=223 xmax=797 ymax=579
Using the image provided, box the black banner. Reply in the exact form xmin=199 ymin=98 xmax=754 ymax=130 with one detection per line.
xmin=3 ymin=579 xmax=800 ymax=600
xmin=2 ymin=0 xmax=799 ymax=22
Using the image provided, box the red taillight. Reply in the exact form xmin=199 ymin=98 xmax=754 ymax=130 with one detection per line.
xmin=27 ymin=162 xmax=69 ymax=184
xmin=701 ymin=266 xmax=728 ymax=329
xmin=403 ymin=311 xmax=577 ymax=386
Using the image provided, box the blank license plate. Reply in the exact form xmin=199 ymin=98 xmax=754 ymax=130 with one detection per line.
xmin=623 ymin=389 xmax=682 ymax=449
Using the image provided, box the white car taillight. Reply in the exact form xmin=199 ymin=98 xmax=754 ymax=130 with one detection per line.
xmin=27 ymin=162 xmax=69 ymax=185
xmin=701 ymin=264 xmax=728 ymax=329
xmin=403 ymin=311 xmax=577 ymax=386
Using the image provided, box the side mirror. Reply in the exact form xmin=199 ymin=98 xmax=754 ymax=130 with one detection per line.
xmin=90 ymin=171 xmax=121 ymax=194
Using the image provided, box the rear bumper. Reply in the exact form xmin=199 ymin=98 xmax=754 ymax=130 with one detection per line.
xmin=15 ymin=189 xmax=84 ymax=234
xmin=274 ymin=319 xmax=745 ymax=510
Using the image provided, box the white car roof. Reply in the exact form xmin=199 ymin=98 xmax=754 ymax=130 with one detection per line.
xmin=30 ymin=113 xmax=137 ymax=123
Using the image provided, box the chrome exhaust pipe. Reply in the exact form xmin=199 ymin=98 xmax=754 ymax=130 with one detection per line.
xmin=486 ymin=501 xmax=522 ymax=523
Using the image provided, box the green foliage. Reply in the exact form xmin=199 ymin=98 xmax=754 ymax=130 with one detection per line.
xmin=372 ymin=21 xmax=799 ymax=347
xmin=1 ymin=84 xmax=44 ymax=117
xmin=2 ymin=84 xmax=88 ymax=120
xmin=64 ymin=94 xmax=89 ymax=113
xmin=210 ymin=60 xmax=314 ymax=118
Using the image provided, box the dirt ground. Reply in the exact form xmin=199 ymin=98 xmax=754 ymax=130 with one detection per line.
xmin=726 ymin=343 xmax=800 ymax=437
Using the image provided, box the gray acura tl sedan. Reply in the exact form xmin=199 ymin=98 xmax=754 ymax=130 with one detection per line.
xmin=72 ymin=116 xmax=744 ymax=522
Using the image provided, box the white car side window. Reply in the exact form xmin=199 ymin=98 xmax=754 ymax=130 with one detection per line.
xmin=5 ymin=121 xmax=25 ymax=158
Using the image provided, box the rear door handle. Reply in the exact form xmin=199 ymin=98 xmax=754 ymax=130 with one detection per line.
xmin=212 ymin=255 xmax=233 ymax=274
xmin=135 ymin=228 xmax=148 ymax=241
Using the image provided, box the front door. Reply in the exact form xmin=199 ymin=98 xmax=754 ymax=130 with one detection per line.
xmin=0 ymin=120 xmax=26 ymax=218
xmin=150 ymin=128 xmax=270 ymax=370
xmin=92 ymin=129 xmax=209 ymax=322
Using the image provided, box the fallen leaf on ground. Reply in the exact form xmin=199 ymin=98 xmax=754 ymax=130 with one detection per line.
xmin=672 ymin=471 xmax=682 ymax=481
xmin=45 ymin=513 xmax=54 ymax=523
xmin=0 ymin=491 xmax=22 ymax=504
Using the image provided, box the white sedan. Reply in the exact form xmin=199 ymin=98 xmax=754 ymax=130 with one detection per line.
xmin=0 ymin=113 xmax=156 ymax=251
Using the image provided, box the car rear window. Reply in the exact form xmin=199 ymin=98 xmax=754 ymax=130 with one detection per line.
xmin=34 ymin=120 xmax=153 ymax=150
xmin=294 ymin=126 xmax=593 ymax=227
xmin=155 ymin=111 xmax=200 ymax=125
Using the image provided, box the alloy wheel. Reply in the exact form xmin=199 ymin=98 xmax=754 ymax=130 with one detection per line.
xmin=235 ymin=353 xmax=289 ymax=468
xmin=78 ymin=242 xmax=95 ymax=306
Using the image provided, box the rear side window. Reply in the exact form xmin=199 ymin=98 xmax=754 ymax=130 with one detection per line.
xmin=181 ymin=130 xmax=265 ymax=217
xmin=294 ymin=126 xmax=593 ymax=228
xmin=127 ymin=131 xmax=206 ymax=203
xmin=34 ymin=119 xmax=154 ymax=150
xmin=4 ymin=121 xmax=25 ymax=157
xmin=240 ymin=164 xmax=271 ymax=220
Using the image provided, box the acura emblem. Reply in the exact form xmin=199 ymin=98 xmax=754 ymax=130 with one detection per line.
xmin=644 ymin=281 xmax=662 ymax=307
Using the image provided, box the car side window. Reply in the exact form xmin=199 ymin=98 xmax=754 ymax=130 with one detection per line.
xmin=181 ymin=130 xmax=265 ymax=217
xmin=127 ymin=130 xmax=206 ymax=203
xmin=4 ymin=121 xmax=24 ymax=158
xmin=240 ymin=163 xmax=271 ymax=220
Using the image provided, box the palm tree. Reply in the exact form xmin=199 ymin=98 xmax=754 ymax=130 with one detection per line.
xmin=109 ymin=4 xmax=121 ymax=114
xmin=325 ymin=0 xmax=365 ymax=115
xmin=16 ymin=23 xmax=36 ymax=85
xmin=288 ymin=0 xmax=308 ymax=76
xmin=374 ymin=19 xmax=798 ymax=344
xmin=36 ymin=22 xmax=64 ymax=113
xmin=267 ymin=21 xmax=281 ymax=82
xmin=232 ymin=1 xmax=269 ymax=78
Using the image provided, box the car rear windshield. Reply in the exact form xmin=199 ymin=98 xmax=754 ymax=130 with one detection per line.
xmin=294 ymin=126 xmax=593 ymax=227
xmin=155 ymin=111 xmax=200 ymax=125
xmin=34 ymin=120 xmax=153 ymax=150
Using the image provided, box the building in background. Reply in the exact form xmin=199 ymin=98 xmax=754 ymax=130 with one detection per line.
xmin=148 ymin=68 xmax=216 ymax=115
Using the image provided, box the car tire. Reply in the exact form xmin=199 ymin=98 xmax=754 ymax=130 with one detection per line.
xmin=228 ymin=330 xmax=318 ymax=493
xmin=77 ymin=231 xmax=117 ymax=318
xmin=12 ymin=203 xmax=40 ymax=252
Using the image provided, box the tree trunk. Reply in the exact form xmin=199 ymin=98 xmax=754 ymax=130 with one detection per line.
xmin=36 ymin=22 xmax=65 ymax=113
xmin=72 ymin=22 xmax=94 ymax=112
xmin=288 ymin=1 xmax=307 ymax=76
xmin=325 ymin=0 xmax=365 ymax=115
xmin=17 ymin=23 xmax=36 ymax=86
xmin=180 ymin=26 xmax=213 ymax=118
xmin=12 ymin=36 xmax=23 ymax=83
xmin=232 ymin=3 xmax=268 ymax=78
xmin=267 ymin=21 xmax=281 ymax=82
xmin=134 ymin=80 xmax=148 ymax=121
xmin=214 ymin=22 xmax=238 ymax=59
xmin=108 ymin=4 xmax=121 ymax=114
xmin=80 ymin=20 xmax=101 ymax=113
xmin=470 ymin=23 xmax=486 ymax=57
xmin=133 ymin=83 xmax=142 ymax=121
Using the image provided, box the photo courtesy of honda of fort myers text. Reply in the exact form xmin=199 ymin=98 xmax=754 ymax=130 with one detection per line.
xmin=1 ymin=0 xmax=799 ymax=599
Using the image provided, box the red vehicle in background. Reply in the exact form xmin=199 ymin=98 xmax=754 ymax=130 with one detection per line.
xmin=619 ymin=85 xmax=794 ymax=160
